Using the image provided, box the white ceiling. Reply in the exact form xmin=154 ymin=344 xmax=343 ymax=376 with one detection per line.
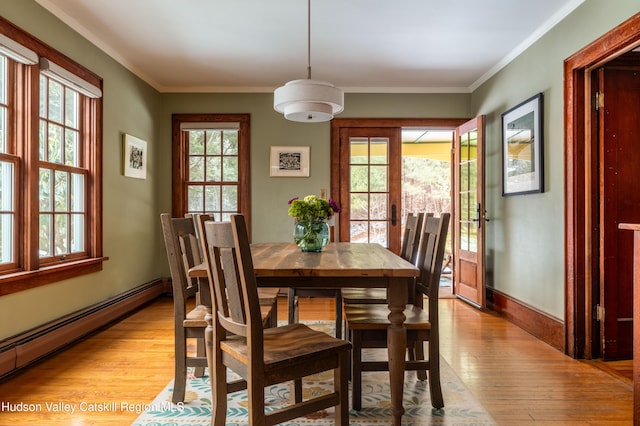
xmin=35 ymin=0 xmax=584 ymax=94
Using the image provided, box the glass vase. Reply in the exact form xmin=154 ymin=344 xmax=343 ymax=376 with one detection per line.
xmin=293 ymin=220 xmax=330 ymax=252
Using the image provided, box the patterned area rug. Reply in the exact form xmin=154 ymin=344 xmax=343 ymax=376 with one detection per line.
xmin=133 ymin=322 xmax=495 ymax=426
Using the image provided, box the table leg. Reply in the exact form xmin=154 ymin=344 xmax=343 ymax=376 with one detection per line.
xmin=387 ymin=278 xmax=408 ymax=426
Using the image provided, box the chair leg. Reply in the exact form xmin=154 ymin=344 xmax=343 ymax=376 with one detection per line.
xmin=335 ymin=350 xmax=350 ymax=426
xmin=194 ymin=335 xmax=206 ymax=377
xmin=173 ymin=329 xmax=187 ymax=403
xmin=428 ymin=338 xmax=444 ymax=409
xmin=351 ymin=331 xmax=363 ymax=411
xmin=288 ymin=288 xmax=297 ymax=325
xmin=415 ymin=340 xmax=427 ymax=381
xmin=207 ymin=323 xmax=228 ymax=426
xmin=335 ymin=292 xmax=342 ymax=339
xmin=293 ymin=378 xmax=303 ymax=403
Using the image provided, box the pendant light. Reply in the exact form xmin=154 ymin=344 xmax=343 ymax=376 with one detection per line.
xmin=273 ymin=0 xmax=344 ymax=122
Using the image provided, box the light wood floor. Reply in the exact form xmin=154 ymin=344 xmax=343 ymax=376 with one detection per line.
xmin=0 ymin=294 xmax=633 ymax=425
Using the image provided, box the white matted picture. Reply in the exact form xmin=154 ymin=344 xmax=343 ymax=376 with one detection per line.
xmin=123 ymin=133 xmax=147 ymax=179
xmin=270 ymin=146 xmax=310 ymax=177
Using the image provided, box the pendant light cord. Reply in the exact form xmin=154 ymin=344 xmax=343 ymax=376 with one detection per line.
xmin=307 ymin=0 xmax=312 ymax=79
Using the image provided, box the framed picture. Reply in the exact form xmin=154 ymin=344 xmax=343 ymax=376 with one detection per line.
xmin=270 ymin=146 xmax=310 ymax=177
xmin=123 ymin=133 xmax=147 ymax=179
xmin=502 ymin=93 xmax=544 ymax=196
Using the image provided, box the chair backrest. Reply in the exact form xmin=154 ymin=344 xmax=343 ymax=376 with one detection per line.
xmin=400 ymin=213 xmax=418 ymax=262
xmin=401 ymin=212 xmax=433 ymax=264
xmin=200 ymin=215 xmax=264 ymax=347
xmin=160 ymin=213 xmax=201 ymax=313
xmin=414 ymin=213 xmax=450 ymax=313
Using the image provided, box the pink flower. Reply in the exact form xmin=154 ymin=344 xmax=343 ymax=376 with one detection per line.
xmin=288 ymin=196 xmax=299 ymax=205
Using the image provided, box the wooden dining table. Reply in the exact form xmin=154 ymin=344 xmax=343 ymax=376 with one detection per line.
xmin=250 ymin=241 xmax=419 ymax=426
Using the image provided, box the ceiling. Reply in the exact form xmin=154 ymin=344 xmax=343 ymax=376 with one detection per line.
xmin=35 ymin=0 xmax=584 ymax=94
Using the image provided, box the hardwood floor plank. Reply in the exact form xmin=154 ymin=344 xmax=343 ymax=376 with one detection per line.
xmin=0 ymin=295 xmax=633 ymax=425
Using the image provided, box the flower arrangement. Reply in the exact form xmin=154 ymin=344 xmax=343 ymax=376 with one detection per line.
xmin=288 ymin=195 xmax=340 ymax=252
xmin=287 ymin=195 xmax=340 ymax=222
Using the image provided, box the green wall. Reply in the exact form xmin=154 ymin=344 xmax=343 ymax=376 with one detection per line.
xmin=0 ymin=1 xmax=163 ymax=339
xmin=471 ymin=0 xmax=640 ymax=320
xmin=1 ymin=0 xmax=639 ymax=341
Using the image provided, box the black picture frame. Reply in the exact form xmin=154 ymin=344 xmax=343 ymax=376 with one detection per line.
xmin=502 ymin=93 xmax=544 ymax=196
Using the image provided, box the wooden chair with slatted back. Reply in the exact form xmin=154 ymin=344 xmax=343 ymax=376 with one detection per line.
xmin=201 ymin=214 xmax=352 ymax=426
xmin=160 ymin=213 xmax=210 ymax=403
xmin=341 ymin=212 xmax=429 ymax=305
xmin=343 ymin=213 xmax=450 ymax=411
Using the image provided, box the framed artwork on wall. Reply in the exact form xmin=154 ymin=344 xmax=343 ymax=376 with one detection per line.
xmin=502 ymin=93 xmax=544 ymax=196
xmin=270 ymin=146 xmax=310 ymax=177
xmin=123 ymin=133 xmax=147 ymax=179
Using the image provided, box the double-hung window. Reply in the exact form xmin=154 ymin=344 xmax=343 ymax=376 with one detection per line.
xmin=0 ymin=18 xmax=103 ymax=295
xmin=171 ymin=114 xmax=250 ymax=231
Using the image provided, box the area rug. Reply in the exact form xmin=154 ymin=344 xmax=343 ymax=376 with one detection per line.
xmin=132 ymin=322 xmax=496 ymax=426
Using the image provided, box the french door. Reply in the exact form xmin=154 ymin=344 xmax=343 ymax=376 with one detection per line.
xmin=453 ymin=116 xmax=486 ymax=308
xmin=336 ymin=127 xmax=402 ymax=254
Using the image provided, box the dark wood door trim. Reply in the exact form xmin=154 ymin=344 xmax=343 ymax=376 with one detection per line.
xmin=564 ymin=12 xmax=640 ymax=358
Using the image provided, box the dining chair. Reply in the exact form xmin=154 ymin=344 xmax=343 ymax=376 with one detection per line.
xmin=160 ymin=213 xmax=210 ymax=403
xmin=201 ymin=214 xmax=351 ymax=426
xmin=340 ymin=212 xmax=428 ymax=305
xmin=193 ymin=214 xmax=280 ymax=329
xmin=343 ymin=213 xmax=450 ymax=410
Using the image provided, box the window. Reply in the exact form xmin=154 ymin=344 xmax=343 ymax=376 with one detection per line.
xmin=171 ymin=114 xmax=250 ymax=230
xmin=0 ymin=17 xmax=104 ymax=295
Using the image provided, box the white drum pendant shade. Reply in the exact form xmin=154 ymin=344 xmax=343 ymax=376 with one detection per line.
xmin=274 ymin=79 xmax=344 ymax=122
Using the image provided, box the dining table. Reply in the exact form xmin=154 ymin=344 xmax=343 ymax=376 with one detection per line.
xmin=250 ymin=241 xmax=419 ymax=426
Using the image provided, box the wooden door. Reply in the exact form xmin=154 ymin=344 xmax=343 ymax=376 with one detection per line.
xmin=453 ymin=116 xmax=486 ymax=308
xmin=597 ymin=62 xmax=640 ymax=360
xmin=337 ymin=127 xmax=402 ymax=254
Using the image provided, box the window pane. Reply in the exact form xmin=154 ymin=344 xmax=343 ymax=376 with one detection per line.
xmin=189 ymin=131 xmax=205 ymax=155
xmin=0 ymin=108 xmax=5 ymax=154
xmin=222 ymin=157 xmax=238 ymax=182
xmin=370 ymin=138 xmax=388 ymax=164
xmin=39 ymin=214 xmax=52 ymax=257
xmin=369 ymin=166 xmax=388 ymax=192
xmin=350 ymin=138 xmax=368 ymax=164
xmin=204 ymin=185 xmax=220 ymax=211
xmin=350 ymin=165 xmax=368 ymax=192
xmin=0 ymin=56 xmax=5 ymax=105
xmin=48 ymin=79 xmax=63 ymax=124
xmin=54 ymin=214 xmax=68 ymax=255
xmin=39 ymin=120 xmax=47 ymax=160
xmin=0 ymin=161 xmax=14 ymax=210
xmin=48 ymin=123 xmax=62 ymax=163
xmin=189 ymin=156 xmax=205 ymax=181
xmin=65 ymin=89 xmax=78 ymax=127
xmin=350 ymin=193 xmax=368 ymax=220
xmin=65 ymin=129 xmax=78 ymax=166
xmin=223 ymin=131 xmax=238 ymax=154
xmin=54 ymin=170 xmax=68 ymax=212
xmin=221 ymin=185 xmax=237 ymax=211
xmin=187 ymin=185 xmax=203 ymax=211
xmin=370 ymin=221 xmax=388 ymax=246
xmin=350 ymin=221 xmax=368 ymax=243
xmin=70 ymin=214 xmax=84 ymax=252
xmin=0 ymin=160 xmax=13 ymax=264
xmin=206 ymin=156 xmax=221 ymax=182
xmin=71 ymin=173 xmax=84 ymax=212
xmin=39 ymin=168 xmax=52 ymax=211
xmin=206 ymin=131 xmax=221 ymax=155
xmin=369 ymin=193 xmax=387 ymax=220
xmin=39 ymin=75 xmax=47 ymax=117
xmin=0 ymin=213 xmax=13 ymax=263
